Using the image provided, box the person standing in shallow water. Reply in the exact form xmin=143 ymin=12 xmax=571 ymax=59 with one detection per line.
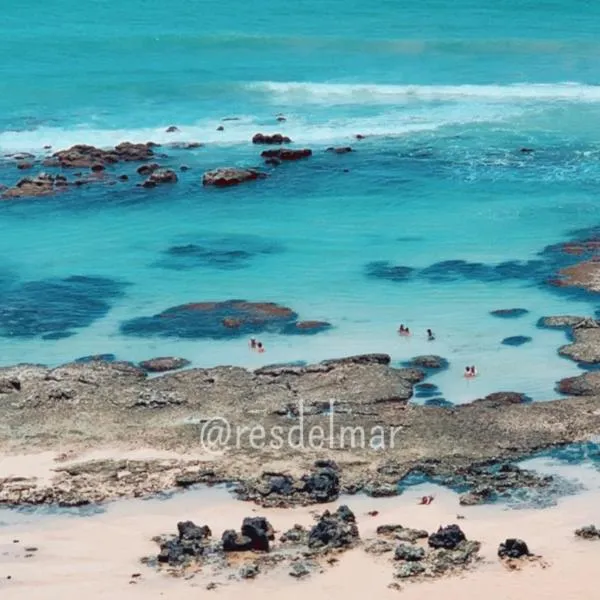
xmin=427 ymin=328 xmax=435 ymax=341
xmin=249 ymin=338 xmax=257 ymax=350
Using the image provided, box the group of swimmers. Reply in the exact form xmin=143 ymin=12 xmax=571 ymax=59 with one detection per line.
xmin=398 ymin=325 xmax=435 ymax=341
xmin=249 ymin=338 xmax=265 ymax=353
xmin=398 ymin=325 xmax=478 ymax=378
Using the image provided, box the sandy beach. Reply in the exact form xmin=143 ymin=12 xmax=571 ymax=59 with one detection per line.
xmin=1 ymin=459 xmax=599 ymax=600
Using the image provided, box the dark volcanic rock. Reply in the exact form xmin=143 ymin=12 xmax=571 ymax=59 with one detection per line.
xmin=221 ymin=530 xmax=253 ymax=552
xmin=302 ymin=467 xmax=340 ymax=503
xmin=202 ymin=168 xmax=266 ymax=187
xmin=490 ymin=308 xmax=529 ymax=319
xmin=120 ymin=300 xmax=332 ymax=340
xmin=138 ymin=357 xmax=191 ymax=373
xmin=252 ymin=133 xmax=291 ymax=144
xmin=157 ymin=519 xmax=211 ymax=565
xmin=575 ymin=525 xmax=600 ymax=539
xmin=394 ymin=543 xmax=426 ymax=561
xmin=428 ymin=525 xmax=466 ymax=550
xmin=498 ymin=538 xmax=530 ymax=559
xmin=166 ymin=126 xmax=179 ymax=133
xmin=261 ymin=148 xmax=312 ymax=161
xmin=307 ymin=505 xmax=359 ymax=551
xmin=376 ymin=525 xmax=428 ymax=543
xmin=241 ymin=517 xmax=275 ymax=551
xmin=0 ymin=276 xmax=127 ymax=339
xmin=501 ymin=336 xmax=532 ymax=347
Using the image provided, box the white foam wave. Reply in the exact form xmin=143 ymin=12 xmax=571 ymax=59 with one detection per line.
xmin=0 ymin=105 xmax=519 ymax=154
xmin=246 ymin=81 xmax=600 ymax=104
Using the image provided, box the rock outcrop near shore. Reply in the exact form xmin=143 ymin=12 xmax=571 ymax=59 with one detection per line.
xmin=202 ymin=168 xmax=266 ymax=187
xmin=1 ymin=351 xmax=600 ymax=507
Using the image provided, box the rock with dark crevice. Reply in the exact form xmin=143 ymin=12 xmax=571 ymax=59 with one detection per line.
xmin=498 ymin=538 xmax=531 ymax=559
xmin=428 ymin=525 xmax=466 ymax=550
xmin=252 ymin=133 xmax=291 ymax=145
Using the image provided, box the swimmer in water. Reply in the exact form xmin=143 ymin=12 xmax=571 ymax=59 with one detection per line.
xmin=398 ymin=324 xmax=405 ymax=334
xmin=427 ymin=328 xmax=435 ymax=341
xmin=249 ymin=338 xmax=257 ymax=350
xmin=464 ymin=366 xmax=473 ymax=378
xmin=257 ymin=341 xmax=265 ymax=353
xmin=471 ymin=365 xmax=477 ymax=377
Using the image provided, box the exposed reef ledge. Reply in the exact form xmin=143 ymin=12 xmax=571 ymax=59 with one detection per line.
xmin=1 ymin=352 xmax=600 ymax=507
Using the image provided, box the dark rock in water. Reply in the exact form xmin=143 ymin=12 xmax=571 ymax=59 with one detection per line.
xmin=428 ymin=525 xmax=466 ymax=550
xmin=276 ymin=115 xmax=286 ymax=123
xmin=520 ymin=148 xmax=534 ymax=154
xmin=252 ymin=133 xmax=291 ymax=144
xmin=158 ymin=244 xmax=254 ymax=271
xmin=120 ymin=299 xmax=331 ymax=340
xmin=302 ymin=468 xmax=340 ymax=503
xmin=308 ymin=505 xmax=359 ymax=551
xmin=17 ymin=162 xmax=33 ymax=170
xmin=75 ymin=354 xmax=116 ymax=363
xmin=241 ymin=517 xmax=274 ymax=551
xmin=166 ymin=126 xmax=179 ymax=133
xmin=49 ymin=142 xmax=154 ymax=168
xmin=42 ymin=331 xmax=75 ymax=340
xmin=490 ymin=308 xmax=529 ymax=319
xmin=261 ymin=148 xmax=312 ymax=161
xmin=265 ymin=157 xmax=282 ymax=166
xmin=0 ymin=276 xmax=127 ymax=339
xmin=137 ymin=163 xmax=160 ymax=176
xmin=216 ymin=125 xmax=224 ymax=132
xmin=575 ymin=525 xmax=600 ymax=539
xmin=501 ymin=336 xmax=532 ymax=347
xmin=424 ymin=397 xmax=453 ymax=408
xmin=2 ymin=172 xmax=68 ymax=199
xmin=90 ymin=164 xmax=105 ymax=172
xmin=326 ymin=147 xmax=353 ymax=154
xmin=498 ymin=538 xmax=530 ymax=558
xmin=355 ymin=134 xmax=366 ymax=140
xmin=321 ymin=353 xmax=391 ymax=366
xmin=180 ymin=165 xmax=189 ymax=171
xmin=222 ymin=530 xmax=253 ymax=552
xmin=202 ymin=167 xmax=266 ymax=187
xmin=118 ymin=174 xmax=129 ymax=181
xmin=394 ymin=543 xmax=425 ymax=561
xmin=282 ymin=321 xmax=332 ymax=335
xmin=143 ymin=169 xmax=178 ymax=187
xmin=365 ymin=261 xmax=414 ymax=282
xmin=139 ymin=357 xmax=191 ymax=373
xmin=408 ymin=355 xmax=448 ymax=370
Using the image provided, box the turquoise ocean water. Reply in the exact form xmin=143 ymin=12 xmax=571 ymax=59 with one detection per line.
xmin=1 ymin=0 xmax=600 ymax=403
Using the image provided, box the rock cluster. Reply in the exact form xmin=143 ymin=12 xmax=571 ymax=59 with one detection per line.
xmin=2 ymin=173 xmax=68 ymax=199
xmin=46 ymin=142 xmax=155 ymax=168
xmin=252 ymin=133 xmax=291 ymax=144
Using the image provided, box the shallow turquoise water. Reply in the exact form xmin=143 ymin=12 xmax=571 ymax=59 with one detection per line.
xmin=0 ymin=1 xmax=599 ymax=403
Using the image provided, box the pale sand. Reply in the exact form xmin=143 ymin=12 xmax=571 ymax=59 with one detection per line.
xmin=0 ymin=478 xmax=599 ymax=600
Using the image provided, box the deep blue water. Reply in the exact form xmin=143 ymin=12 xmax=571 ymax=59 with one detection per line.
xmin=0 ymin=1 xmax=599 ymax=402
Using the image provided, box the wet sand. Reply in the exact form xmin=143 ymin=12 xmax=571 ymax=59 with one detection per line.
xmin=0 ymin=480 xmax=598 ymax=599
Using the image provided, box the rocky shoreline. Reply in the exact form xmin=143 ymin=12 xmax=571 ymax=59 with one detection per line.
xmin=1 ymin=316 xmax=600 ymax=508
